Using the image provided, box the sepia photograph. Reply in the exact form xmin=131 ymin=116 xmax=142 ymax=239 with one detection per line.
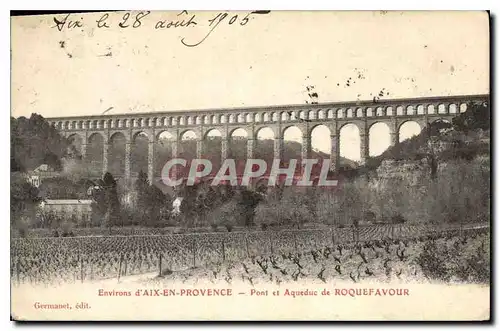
xmin=10 ymin=9 xmax=491 ymax=321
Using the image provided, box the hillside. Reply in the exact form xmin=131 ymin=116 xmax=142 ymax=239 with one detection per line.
xmin=360 ymin=99 xmax=490 ymax=178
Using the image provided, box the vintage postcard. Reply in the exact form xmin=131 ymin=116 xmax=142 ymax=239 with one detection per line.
xmin=10 ymin=10 xmax=490 ymax=321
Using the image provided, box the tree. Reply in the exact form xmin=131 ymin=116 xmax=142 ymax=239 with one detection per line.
xmin=209 ymin=200 xmax=240 ymax=232
xmin=145 ymin=185 xmax=172 ymax=227
xmin=11 ymin=114 xmax=73 ymax=172
xmin=134 ymin=170 xmax=150 ymax=224
xmin=254 ymin=190 xmax=313 ymax=230
xmin=452 ymin=100 xmax=490 ymax=134
xmin=11 ymin=172 xmax=41 ymax=229
xmin=101 ymin=172 xmax=121 ymax=228
xmin=236 ymin=187 xmax=264 ymax=227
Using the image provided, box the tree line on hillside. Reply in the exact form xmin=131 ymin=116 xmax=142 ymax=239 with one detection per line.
xmin=11 ymin=114 xmax=75 ymax=172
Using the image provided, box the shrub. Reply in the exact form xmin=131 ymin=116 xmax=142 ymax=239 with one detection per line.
xmin=415 ymin=240 xmax=451 ymax=282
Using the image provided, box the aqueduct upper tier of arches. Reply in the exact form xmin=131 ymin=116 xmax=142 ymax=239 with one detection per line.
xmin=47 ymin=94 xmax=489 ymax=183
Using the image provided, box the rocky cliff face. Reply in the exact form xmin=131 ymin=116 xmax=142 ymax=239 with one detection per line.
xmin=375 ymin=158 xmax=431 ymax=186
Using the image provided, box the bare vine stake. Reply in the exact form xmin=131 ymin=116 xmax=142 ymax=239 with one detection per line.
xmin=245 ymin=235 xmax=250 ymax=258
xmin=222 ymin=240 xmax=226 ymax=262
xmin=331 ymin=227 xmax=335 ymax=247
xmin=158 ymin=253 xmax=162 ymax=277
xmin=118 ymin=254 xmax=123 ymax=282
xmin=79 ymin=239 xmax=84 ymax=283
xmin=80 ymin=257 xmax=84 ymax=283
xmin=391 ymin=225 xmax=395 ymax=239
xmin=192 ymin=241 xmax=196 ymax=268
xmin=270 ymin=235 xmax=274 ymax=255
xmin=293 ymin=232 xmax=298 ymax=253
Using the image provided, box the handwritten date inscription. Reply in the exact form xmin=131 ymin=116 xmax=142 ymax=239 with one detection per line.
xmin=52 ymin=10 xmax=269 ymax=47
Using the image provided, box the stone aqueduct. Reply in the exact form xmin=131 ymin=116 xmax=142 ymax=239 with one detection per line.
xmin=47 ymin=94 xmax=489 ymax=184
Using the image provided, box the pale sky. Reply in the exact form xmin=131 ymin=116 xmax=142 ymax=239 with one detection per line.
xmin=11 ymin=11 xmax=489 ymax=160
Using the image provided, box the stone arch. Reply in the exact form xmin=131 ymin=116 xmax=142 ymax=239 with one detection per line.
xmin=156 ymin=131 xmax=176 ymax=177
xmin=178 ymin=129 xmax=198 ymax=166
xmin=132 ymin=131 xmax=151 ymax=142
xmin=430 ymin=118 xmax=452 ymax=134
xmin=386 ymin=106 xmax=393 ymax=116
xmin=67 ymin=133 xmax=84 ymax=157
xmin=254 ymin=113 xmax=262 ymax=122
xmin=339 ymin=123 xmax=360 ymax=163
xmin=237 ymin=113 xmax=245 ymax=123
xmin=131 ymin=131 xmax=149 ymax=177
xmin=308 ymin=110 xmax=317 ymax=120
xmin=356 ymin=107 xmax=364 ymax=117
xmin=311 ymin=124 xmax=331 ymax=161
xmin=459 ymin=103 xmax=468 ymax=113
xmin=366 ymin=107 xmax=374 ymax=117
xmin=156 ymin=130 xmax=176 ymax=142
xmin=205 ymin=128 xmax=223 ymax=140
xmin=109 ymin=132 xmax=127 ymax=177
xmin=282 ymin=125 xmax=304 ymax=163
xmin=438 ymin=103 xmax=447 ymax=114
xmin=417 ymin=104 xmax=425 ymax=115
xmin=229 ymin=128 xmax=248 ymax=162
xmin=368 ymin=122 xmax=391 ymax=157
xmin=254 ymin=126 xmax=274 ymax=163
xmin=406 ymin=105 xmax=415 ymax=115
xmin=318 ymin=109 xmax=326 ymax=119
xmin=272 ymin=112 xmax=279 ymax=122
xmin=87 ymin=132 xmax=104 ymax=177
xmin=346 ymin=108 xmax=354 ymax=118
xmin=396 ymin=106 xmax=404 ymax=116
xmin=427 ymin=104 xmax=436 ymax=114
xmin=398 ymin=120 xmax=422 ymax=142
xmin=282 ymin=124 xmax=305 ymax=139
xmin=180 ymin=129 xmax=198 ymax=140
xmin=204 ymin=128 xmax=223 ymax=172
xmin=211 ymin=115 xmax=218 ymax=124
xmin=327 ymin=109 xmax=335 ymax=119
xmin=337 ymin=108 xmax=345 ymax=118
xmin=376 ymin=107 xmax=384 ymax=116
xmin=449 ymin=103 xmax=458 ymax=114
xmin=281 ymin=111 xmax=289 ymax=122
xmin=246 ymin=113 xmax=254 ymax=122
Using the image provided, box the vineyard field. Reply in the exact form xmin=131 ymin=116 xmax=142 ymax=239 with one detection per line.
xmin=10 ymin=223 xmax=489 ymax=286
